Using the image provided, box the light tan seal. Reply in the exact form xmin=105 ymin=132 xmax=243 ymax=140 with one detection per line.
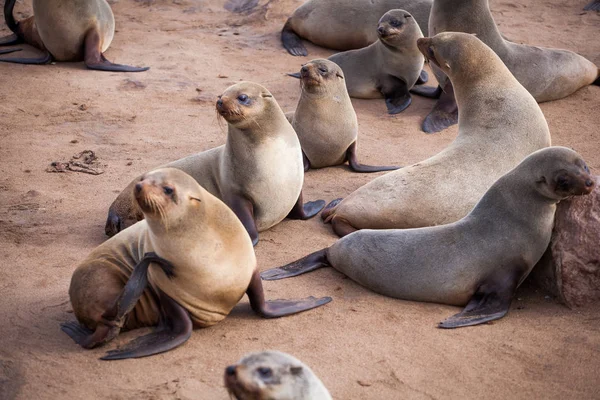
xmin=326 ymin=10 xmax=428 ymax=114
xmin=263 ymin=147 xmax=595 ymax=328
xmin=421 ymin=0 xmax=600 ymax=133
xmin=289 ymin=59 xmax=400 ymax=172
xmin=105 ymin=81 xmax=325 ymax=245
xmin=0 ymin=0 xmax=148 ymax=71
xmin=225 ymin=351 xmax=332 ymax=400
xmin=282 ymin=0 xmax=432 ymax=56
xmin=61 ymin=168 xmax=331 ymax=360
xmin=320 ymin=32 xmax=551 ymax=237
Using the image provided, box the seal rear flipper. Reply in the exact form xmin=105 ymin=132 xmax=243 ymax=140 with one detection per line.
xmin=584 ymin=0 xmax=600 ymax=11
xmin=261 ymin=249 xmax=329 ymax=280
xmin=416 ymin=70 xmax=428 ymax=85
xmin=381 ymin=77 xmax=412 ymax=114
xmin=282 ymin=19 xmax=308 ymax=56
xmin=0 ymin=48 xmax=20 ymax=55
xmin=247 ymin=269 xmax=332 ymax=317
xmin=228 ymin=194 xmax=259 ymax=246
xmin=0 ymin=50 xmax=51 ymax=64
xmin=84 ymin=28 xmax=149 ymax=72
xmin=286 ymin=191 xmax=326 ymax=220
xmin=0 ymin=34 xmax=20 ymax=46
xmin=321 ymin=198 xmax=342 ymax=222
xmin=61 ymin=321 xmax=117 ymax=349
xmin=410 ymin=84 xmax=443 ymax=99
xmin=421 ymin=81 xmax=458 ymax=134
xmin=346 ymin=142 xmax=400 ymax=173
xmin=101 ymin=291 xmax=192 ymax=360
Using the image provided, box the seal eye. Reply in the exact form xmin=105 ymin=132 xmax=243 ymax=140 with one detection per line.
xmin=163 ymin=186 xmax=174 ymax=196
xmin=237 ymin=94 xmax=250 ymax=105
xmin=584 ymin=164 xmax=590 ymax=173
xmin=390 ymin=19 xmax=403 ymax=28
xmin=257 ymin=367 xmax=273 ymax=379
xmin=318 ymin=67 xmax=328 ymax=74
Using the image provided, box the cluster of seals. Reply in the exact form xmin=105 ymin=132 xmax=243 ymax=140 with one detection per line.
xmin=263 ymin=147 xmax=596 ymax=328
xmin=288 ymin=59 xmax=399 ymax=172
xmin=0 ymin=0 xmax=148 ymax=71
xmin=281 ymin=0 xmax=432 ymax=56
xmin=225 ymin=351 xmax=332 ymax=400
xmin=320 ymin=32 xmax=551 ymax=237
xmin=105 ymin=82 xmax=325 ymax=245
xmin=422 ymin=0 xmax=600 ymax=133
xmin=61 ymin=168 xmax=331 ymax=360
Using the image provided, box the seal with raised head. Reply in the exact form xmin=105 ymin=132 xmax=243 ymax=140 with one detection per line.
xmin=421 ymin=0 xmax=600 ymax=133
xmin=0 ymin=0 xmax=148 ymax=71
xmin=61 ymin=168 xmax=331 ymax=360
xmin=289 ymin=59 xmax=400 ymax=172
xmin=263 ymin=147 xmax=595 ymax=328
xmin=282 ymin=0 xmax=432 ymax=56
xmin=225 ymin=351 xmax=332 ymax=400
xmin=105 ymin=82 xmax=325 ymax=245
xmin=319 ymin=32 xmax=551 ymax=237
xmin=324 ymin=9 xmax=430 ymax=114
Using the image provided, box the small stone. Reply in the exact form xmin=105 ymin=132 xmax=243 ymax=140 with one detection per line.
xmin=78 ymin=104 xmax=88 ymax=111
xmin=70 ymin=139 xmax=79 ymax=144
xmin=218 ymin=74 xmax=229 ymax=78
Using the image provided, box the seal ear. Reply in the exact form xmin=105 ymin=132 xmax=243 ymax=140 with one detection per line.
xmin=336 ymin=71 xmax=344 ymax=79
xmin=189 ymin=196 xmax=202 ymax=204
xmin=261 ymin=93 xmax=273 ymax=98
xmin=536 ymin=176 xmax=547 ymax=184
xmin=290 ymin=366 xmax=303 ymax=375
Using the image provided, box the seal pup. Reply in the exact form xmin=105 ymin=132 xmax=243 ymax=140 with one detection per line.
xmin=290 ymin=59 xmax=400 ymax=172
xmin=0 ymin=0 xmax=148 ymax=71
xmin=61 ymin=168 xmax=331 ymax=360
xmin=320 ymin=33 xmax=551 ymax=237
xmin=105 ymin=82 xmax=325 ymax=245
xmin=324 ymin=10 xmax=429 ymax=114
xmin=225 ymin=351 xmax=332 ymax=400
xmin=282 ymin=0 xmax=432 ymax=56
xmin=263 ymin=147 xmax=595 ymax=328
xmin=422 ymin=0 xmax=600 ymax=133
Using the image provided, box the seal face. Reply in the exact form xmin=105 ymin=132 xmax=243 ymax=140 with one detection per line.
xmin=225 ymin=351 xmax=332 ymax=400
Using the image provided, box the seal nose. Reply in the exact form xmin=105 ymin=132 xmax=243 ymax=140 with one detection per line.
xmin=377 ymin=26 xmax=386 ymax=35
xmin=225 ymin=365 xmax=236 ymax=376
xmin=585 ymin=179 xmax=594 ymax=187
xmin=301 ymin=66 xmax=309 ymax=74
xmin=135 ymin=182 xmax=143 ymax=194
xmin=216 ymin=99 xmax=223 ymax=108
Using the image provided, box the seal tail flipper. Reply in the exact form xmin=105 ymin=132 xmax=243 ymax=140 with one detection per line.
xmin=84 ymin=28 xmax=149 ymax=72
xmin=583 ymin=0 xmax=600 ymax=11
xmin=286 ymin=191 xmax=326 ymax=220
xmin=261 ymin=249 xmax=330 ymax=281
xmin=346 ymin=142 xmax=401 ymax=173
xmin=0 ymin=50 xmax=51 ymax=64
xmin=321 ymin=198 xmax=342 ymax=222
xmin=281 ymin=19 xmax=308 ymax=56
xmin=410 ymin=84 xmax=443 ymax=99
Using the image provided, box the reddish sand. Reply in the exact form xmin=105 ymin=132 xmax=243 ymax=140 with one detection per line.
xmin=0 ymin=0 xmax=599 ymax=399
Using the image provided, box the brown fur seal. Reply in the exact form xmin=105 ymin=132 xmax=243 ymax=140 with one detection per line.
xmin=225 ymin=351 xmax=332 ymax=400
xmin=263 ymin=147 xmax=595 ymax=328
xmin=290 ymin=59 xmax=400 ymax=172
xmin=61 ymin=168 xmax=331 ymax=360
xmin=422 ymin=0 xmax=600 ymax=133
xmin=0 ymin=0 xmax=148 ymax=71
xmin=320 ymin=32 xmax=551 ymax=237
xmin=324 ymin=10 xmax=429 ymax=114
xmin=282 ymin=0 xmax=432 ymax=56
xmin=105 ymin=82 xmax=325 ymax=245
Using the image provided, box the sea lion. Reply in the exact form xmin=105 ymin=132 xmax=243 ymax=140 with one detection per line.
xmin=422 ymin=0 xmax=600 ymax=133
xmin=61 ymin=168 xmax=331 ymax=360
xmin=225 ymin=351 xmax=332 ymax=400
xmin=0 ymin=0 xmax=148 ymax=71
xmin=282 ymin=0 xmax=432 ymax=56
xmin=289 ymin=59 xmax=400 ymax=172
xmin=105 ymin=82 xmax=325 ymax=245
xmin=320 ymin=32 xmax=551 ymax=237
xmin=324 ymin=10 xmax=430 ymax=114
xmin=262 ymin=147 xmax=595 ymax=328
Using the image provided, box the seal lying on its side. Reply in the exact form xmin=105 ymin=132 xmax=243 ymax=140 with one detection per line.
xmin=0 ymin=0 xmax=148 ymax=71
xmin=62 ymin=168 xmax=331 ymax=360
xmin=225 ymin=351 xmax=332 ymax=400
xmin=262 ymin=147 xmax=595 ymax=328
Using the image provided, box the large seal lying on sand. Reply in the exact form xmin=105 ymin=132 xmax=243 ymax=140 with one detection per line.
xmin=422 ymin=0 xmax=600 ymax=133
xmin=289 ymin=59 xmax=399 ymax=172
xmin=282 ymin=0 xmax=432 ymax=56
xmin=263 ymin=147 xmax=595 ymax=328
xmin=105 ymin=82 xmax=325 ymax=245
xmin=320 ymin=32 xmax=551 ymax=237
xmin=62 ymin=168 xmax=331 ymax=360
xmin=225 ymin=351 xmax=332 ymax=400
xmin=0 ymin=0 xmax=148 ymax=71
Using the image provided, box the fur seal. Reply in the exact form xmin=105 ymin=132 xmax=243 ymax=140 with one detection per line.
xmin=282 ymin=0 xmax=432 ymax=56
xmin=290 ymin=59 xmax=400 ymax=172
xmin=0 ymin=0 xmax=148 ymax=71
xmin=262 ymin=147 xmax=595 ymax=328
xmin=225 ymin=351 xmax=332 ymax=400
xmin=105 ymin=82 xmax=325 ymax=245
xmin=324 ymin=10 xmax=429 ymax=114
xmin=422 ymin=0 xmax=600 ymax=133
xmin=320 ymin=32 xmax=551 ymax=237
xmin=61 ymin=168 xmax=331 ymax=360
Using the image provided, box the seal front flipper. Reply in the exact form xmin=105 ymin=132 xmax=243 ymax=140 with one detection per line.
xmin=84 ymin=27 xmax=149 ymax=72
xmin=261 ymin=249 xmax=329 ymax=281
xmin=101 ymin=290 xmax=193 ymax=360
xmin=247 ymin=270 xmax=331 ymax=317
xmin=228 ymin=194 xmax=259 ymax=246
xmin=381 ymin=77 xmax=412 ymax=114
xmin=0 ymin=50 xmax=51 ymax=64
xmin=416 ymin=70 xmax=429 ymax=85
xmin=287 ymin=72 xmax=301 ymax=79
xmin=0 ymin=48 xmax=20 ymax=55
xmin=281 ymin=19 xmax=308 ymax=56
xmin=286 ymin=191 xmax=326 ymax=220
xmin=421 ymin=81 xmax=458 ymax=134
xmin=410 ymin=84 xmax=443 ymax=99
xmin=0 ymin=34 xmax=20 ymax=46
xmin=346 ymin=142 xmax=400 ymax=173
